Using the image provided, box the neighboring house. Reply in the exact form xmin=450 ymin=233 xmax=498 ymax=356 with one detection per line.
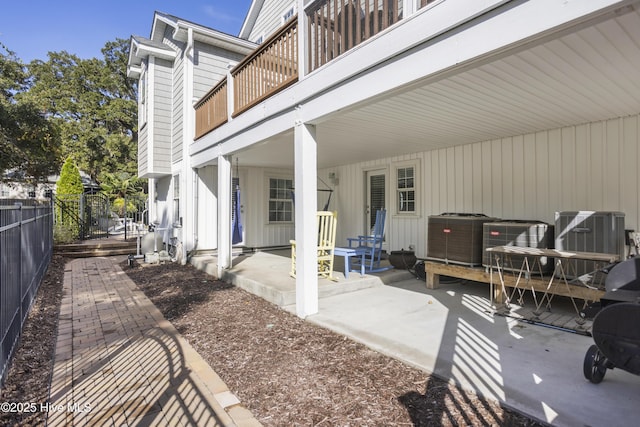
xmin=129 ymin=0 xmax=640 ymax=316
xmin=1 ymin=171 xmax=99 ymax=200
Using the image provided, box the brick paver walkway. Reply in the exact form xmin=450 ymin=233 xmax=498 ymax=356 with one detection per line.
xmin=48 ymin=257 xmax=260 ymax=426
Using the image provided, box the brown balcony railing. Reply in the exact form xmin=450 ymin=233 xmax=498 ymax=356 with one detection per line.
xmin=231 ymin=17 xmax=299 ymax=117
xmin=194 ymin=78 xmax=228 ymax=139
xmin=195 ymin=1 xmax=429 ymax=138
xmin=307 ymin=0 xmax=402 ymax=71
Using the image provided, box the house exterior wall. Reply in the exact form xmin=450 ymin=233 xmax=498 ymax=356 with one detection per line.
xmin=242 ymin=167 xmax=295 ymax=248
xmin=246 ymin=0 xmax=295 ymax=43
xmin=193 ymin=42 xmax=246 ymax=98
xmin=193 ymin=164 xmax=296 ymax=250
xmin=317 ymin=113 xmax=640 ymax=259
xmin=172 ymin=53 xmax=185 ymax=165
xmin=138 ymin=118 xmax=149 ymax=174
xmin=152 ymin=58 xmax=174 ymax=172
xmin=152 ymin=176 xmax=172 ymax=228
xmin=196 ymin=165 xmax=218 ymax=250
xmin=137 ymin=56 xmax=173 ymax=178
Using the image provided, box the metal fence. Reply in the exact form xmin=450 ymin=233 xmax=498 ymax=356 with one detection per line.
xmin=0 ymin=199 xmax=53 ymax=383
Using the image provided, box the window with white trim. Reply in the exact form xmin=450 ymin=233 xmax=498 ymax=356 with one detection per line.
xmin=396 ymin=164 xmax=417 ymax=214
xmin=139 ymin=67 xmax=147 ymax=129
xmin=282 ymin=4 xmax=295 ymax=23
xmin=173 ymin=175 xmax=180 ymax=226
xmin=268 ymin=178 xmax=293 ymax=223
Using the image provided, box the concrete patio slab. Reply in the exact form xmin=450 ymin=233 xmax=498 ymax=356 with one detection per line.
xmin=290 ymin=277 xmax=640 ymax=427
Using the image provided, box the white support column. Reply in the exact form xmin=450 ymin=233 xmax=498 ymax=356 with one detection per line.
xmin=294 ymin=119 xmax=318 ymax=317
xmin=217 ymin=155 xmax=232 ymax=278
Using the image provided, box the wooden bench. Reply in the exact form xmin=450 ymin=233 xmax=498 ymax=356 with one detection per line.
xmin=424 ymin=260 xmax=606 ymax=305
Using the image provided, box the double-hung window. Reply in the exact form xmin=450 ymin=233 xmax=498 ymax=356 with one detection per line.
xmin=173 ymin=175 xmax=180 ymax=226
xmin=396 ymin=163 xmax=418 ymax=214
xmin=268 ymin=178 xmax=293 ymax=223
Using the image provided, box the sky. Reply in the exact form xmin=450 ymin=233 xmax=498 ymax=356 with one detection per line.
xmin=0 ymin=0 xmax=253 ymax=63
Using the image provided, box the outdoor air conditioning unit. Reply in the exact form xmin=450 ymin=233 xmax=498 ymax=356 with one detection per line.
xmin=555 ymin=211 xmax=625 ymax=280
xmin=482 ymin=221 xmax=554 ymax=273
xmin=427 ymin=213 xmax=499 ymax=266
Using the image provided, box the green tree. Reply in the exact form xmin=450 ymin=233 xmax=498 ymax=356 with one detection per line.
xmin=22 ymin=38 xmax=138 ymax=181
xmin=99 ymin=171 xmax=142 ymax=199
xmin=1 ymin=43 xmax=61 ymax=182
xmin=57 ymin=157 xmax=84 ymax=195
xmin=55 ymin=157 xmax=84 ymax=240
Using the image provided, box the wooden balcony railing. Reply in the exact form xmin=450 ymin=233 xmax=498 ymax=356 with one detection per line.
xmin=195 ymin=1 xmax=436 ymax=138
xmin=231 ymin=17 xmax=299 ymax=117
xmin=194 ymin=78 xmax=228 ymax=139
xmin=306 ymin=0 xmax=403 ymax=71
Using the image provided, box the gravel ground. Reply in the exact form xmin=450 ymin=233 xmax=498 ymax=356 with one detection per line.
xmin=0 ymin=256 xmax=547 ymax=426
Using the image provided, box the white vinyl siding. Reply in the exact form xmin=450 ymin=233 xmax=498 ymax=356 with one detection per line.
xmin=138 ymin=57 xmax=172 ymax=178
xmin=315 ymin=113 xmax=640 ymax=259
xmin=172 ymin=55 xmax=184 ymax=164
xmin=247 ymin=0 xmax=294 ymax=43
xmin=193 ymin=42 xmax=246 ymax=99
xmin=153 ymin=58 xmax=173 ymax=172
xmin=138 ymin=120 xmax=148 ymax=175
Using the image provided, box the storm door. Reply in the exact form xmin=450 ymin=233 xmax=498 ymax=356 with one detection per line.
xmin=365 ymin=169 xmax=388 ymax=249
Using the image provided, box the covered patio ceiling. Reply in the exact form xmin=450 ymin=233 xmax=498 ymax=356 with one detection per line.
xmin=234 ymin=5 xmax=640 ymax=170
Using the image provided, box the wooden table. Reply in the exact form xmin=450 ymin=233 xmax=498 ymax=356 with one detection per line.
xmin=486 ymin=246 xmax=619 ymax=317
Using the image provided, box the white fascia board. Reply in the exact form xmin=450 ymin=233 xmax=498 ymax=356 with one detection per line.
xmin=192 ymin=31 xmax=257 ymax=54
xmin=127 ymin=65 xmax=141 ymax=79
xmin=134 ymin=43 xmax=177 ymax=61
xmin=152 ymin=13 xmax=178 ymax=40
xmin=239 ymin=0 xmax=265 ymax=39
xmin=155 ymin=10 xmax=256 ymax=52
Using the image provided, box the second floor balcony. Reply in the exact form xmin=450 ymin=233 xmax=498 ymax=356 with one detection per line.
xmin=195 ymin=0 xmax=438 ymax=139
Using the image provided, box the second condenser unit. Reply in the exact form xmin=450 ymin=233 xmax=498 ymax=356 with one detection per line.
xmin=482 ymin=221 xmax=554 ymax=273
xmin=555 ymin=211 xmax=626 ymax=279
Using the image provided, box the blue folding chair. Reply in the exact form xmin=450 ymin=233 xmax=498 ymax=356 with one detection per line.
xmin=347 ymin=209 xmax=392 ymax=273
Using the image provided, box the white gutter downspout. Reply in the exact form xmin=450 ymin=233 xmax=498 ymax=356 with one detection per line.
xmin=181 ymin=27 xmax=196 ymax=264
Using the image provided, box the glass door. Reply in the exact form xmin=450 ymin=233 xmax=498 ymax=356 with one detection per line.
xmin=366 ymin=170 xmax=387 ymax=248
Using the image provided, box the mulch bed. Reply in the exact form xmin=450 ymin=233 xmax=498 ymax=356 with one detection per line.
xmin=0 ymin=254 xmax=65 ymax=427
xmin=122 ymin=260 xmax=546 ymax=426
xmin=0 ymin=256 xmax=547 ymax=426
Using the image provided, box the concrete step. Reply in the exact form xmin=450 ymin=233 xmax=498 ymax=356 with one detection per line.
xmin=55 ymin=240 xmax=137 ymax=258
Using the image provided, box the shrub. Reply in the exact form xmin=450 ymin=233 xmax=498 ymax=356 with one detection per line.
xmin=53 ymin=223 xmax=79 ymax=244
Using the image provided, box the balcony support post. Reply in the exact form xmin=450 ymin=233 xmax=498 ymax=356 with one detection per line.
xmin=404 ymin=0 xmax=417 ymax=17
xmin=294 ymin=117 xmax=318 ymax=317
xmin=226 ymin=61 xmax=236 ymax=124
xmin=217 ymin=154 xmax=232 ymax=277
xmin=297 ymin=0 xmax=308 ymax=78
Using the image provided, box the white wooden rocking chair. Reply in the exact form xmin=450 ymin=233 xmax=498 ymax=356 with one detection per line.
xmin=290 ymin=211 xmax=338 ymax=281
